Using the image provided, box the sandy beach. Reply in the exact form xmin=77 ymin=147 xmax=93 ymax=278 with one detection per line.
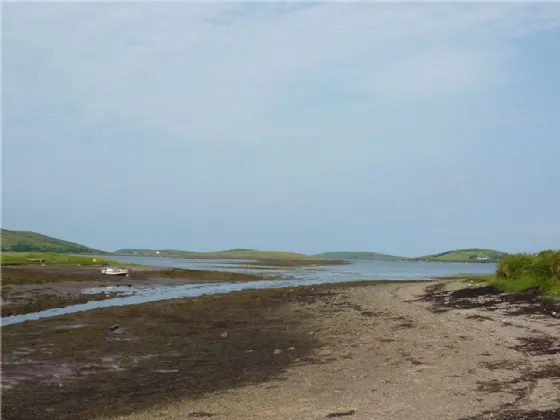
xmin=2 ymin=279 xmax=559 ymax=420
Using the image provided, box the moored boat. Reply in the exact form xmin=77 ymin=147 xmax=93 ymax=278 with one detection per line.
xmin=101 ymin=267 xmax=129 ymax=276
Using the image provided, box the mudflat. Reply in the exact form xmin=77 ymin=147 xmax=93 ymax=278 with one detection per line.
xmin=2 ymin=280 xmax=559 ymax=420
xmin=1 ymin=265 xmax=280 ymax=316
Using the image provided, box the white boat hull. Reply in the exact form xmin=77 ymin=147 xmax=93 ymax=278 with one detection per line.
xmin=101 ymin=268 xmax=129 ymax=276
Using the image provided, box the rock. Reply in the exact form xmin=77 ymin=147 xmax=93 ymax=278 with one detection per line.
xmin=273 ymin=349 xmax=283 ymax=355
xmin=109 ymin=324 xmax=120 ymax=331
xmin=245 ymin=349 xmax=254 ymax=354
xmin=287 ymin=347 xmax=295 ymax=351
xmin=221 ymin=331 xmax=228 ymax=338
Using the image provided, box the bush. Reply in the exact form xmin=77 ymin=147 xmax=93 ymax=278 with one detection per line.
xmin=494 ymin=250 xmax=560 ymax=295
xmin=496 ymin=253 xmax=535 ymax=279
xmin=531 ymin=250 xmax=560 ymax=280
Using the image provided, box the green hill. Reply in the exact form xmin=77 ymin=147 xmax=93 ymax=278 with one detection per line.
xmin=1 ymin=229 xmax=104 ymax=254
xmin=313 ymin=251 xmax=405 ymax=261
xmin=113 ymin=249 xmax=311 ymax=260
xmin=414 ymin=248 xmax=507 ymax=263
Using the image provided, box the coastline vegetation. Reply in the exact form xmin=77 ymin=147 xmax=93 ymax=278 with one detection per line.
xmin=470 ymin=250 xmax=560 ymax=299
xmin=0 ymin=252 xmax=121 ymax=267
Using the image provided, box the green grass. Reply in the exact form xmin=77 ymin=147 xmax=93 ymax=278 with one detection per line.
xmin=464 ymin=250 xmax=560 ymax=299
xmin=312 ymin=251 xmax=405 ymax=261
xmin=1 ymin=229 xmax=104 ymax=254
xmin=415 ymin=248 xmax=507 ymax=263
xmin=0 ymin=252 xmax=123 ymax=267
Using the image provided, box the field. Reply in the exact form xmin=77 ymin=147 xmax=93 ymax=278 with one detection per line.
xmin=415 ymin=248 xmax=507 ymax=263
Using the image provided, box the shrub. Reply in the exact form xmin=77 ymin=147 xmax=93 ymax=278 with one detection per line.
xmin=496 ymin=253 xmax=535 ymax=279
xmin=494 ymin=250 xmax=560 ymax=295
xmin=531 ymin=250 xmax=560 ymax=280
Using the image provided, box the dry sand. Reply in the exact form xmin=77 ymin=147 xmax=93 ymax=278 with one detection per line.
xmin=103 ymin=280 xmax=560 ymax=420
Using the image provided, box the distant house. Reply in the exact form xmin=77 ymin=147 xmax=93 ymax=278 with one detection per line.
xmin=469 ymin=255 xmax=489 ymax=261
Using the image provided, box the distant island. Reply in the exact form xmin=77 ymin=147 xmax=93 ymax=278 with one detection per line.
xmin=1 ymin=229 xmax=508 ymax=263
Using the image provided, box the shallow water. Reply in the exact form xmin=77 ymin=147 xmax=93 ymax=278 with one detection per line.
xmin=1 ymin=258 xmax=495 ymax=326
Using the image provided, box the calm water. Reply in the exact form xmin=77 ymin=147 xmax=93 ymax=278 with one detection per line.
xmin=1 ymin=257 xmax=495 ymax=326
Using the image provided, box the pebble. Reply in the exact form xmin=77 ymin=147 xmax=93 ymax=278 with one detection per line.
xmin=287 ymin=347 xmax=295 ymax=351
xmin=221 ymin=332 xmax=228 ymax=338
xmin=109 ymin=324 xmax=120 ymax=331
xmin=273 ymin=349 xmax=283 ymax=355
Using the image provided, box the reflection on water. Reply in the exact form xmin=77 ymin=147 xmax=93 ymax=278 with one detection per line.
xmin=1 ymin=257 xmax=495 ymax=326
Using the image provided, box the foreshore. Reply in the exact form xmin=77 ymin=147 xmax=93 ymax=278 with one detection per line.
xmin=2 ymin=278 xmax=558 ymax=420
xmin=1 ymin=265 xmax=281 ymax=316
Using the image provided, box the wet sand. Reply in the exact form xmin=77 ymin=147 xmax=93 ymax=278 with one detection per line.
xmin=2 ymin=280 xmax=559 ymax=420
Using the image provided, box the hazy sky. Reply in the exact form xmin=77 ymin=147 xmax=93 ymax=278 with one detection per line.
xmin=2 ymin=2 xmax=560 ymax=256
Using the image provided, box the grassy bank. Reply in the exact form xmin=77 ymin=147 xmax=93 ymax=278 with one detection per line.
xmin=0 ymin=252 xmax=123 ymax=267
xmin=470 ymin=250 xmax=560 ymax=298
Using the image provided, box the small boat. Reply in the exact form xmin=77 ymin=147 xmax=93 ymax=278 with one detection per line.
xmin=101 ymin=267 xmax=129 ymax=277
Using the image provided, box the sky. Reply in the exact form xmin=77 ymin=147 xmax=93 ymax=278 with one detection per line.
xmin=2 ymin=1 xmax=560 ymax=256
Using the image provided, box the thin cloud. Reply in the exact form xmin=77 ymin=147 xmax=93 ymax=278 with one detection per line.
xmin=4 ymin=3 xmax=560 ymax=144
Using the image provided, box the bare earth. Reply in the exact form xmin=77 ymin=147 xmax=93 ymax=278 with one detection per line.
xmin=103 ymin=280 xmax=560 ymax=420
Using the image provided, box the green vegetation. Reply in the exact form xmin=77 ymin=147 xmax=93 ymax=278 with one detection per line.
xmin=313 ymin=251 xmax=405 ymax=261
xmin=0 ymin=252 xmax=120 ymax=267
xmin=469 ymin=250 xmax=560 ymax=299
xmin=1 ymin=229 xmax=104 ymax=254
xmin=415 ymin=248 xmax=507 ymax=263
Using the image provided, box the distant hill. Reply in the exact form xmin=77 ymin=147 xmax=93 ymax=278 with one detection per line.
xmin=3 ymin=231 xmax=508 ymax=264
xmin=113 ymin=249 xmax=311 ymax=260
xmin=1 ymin=229 xmax=104 ymax=254
xmin=313 ymin=251 xmax=405 ymax=261
xmin=414 ymin=248 xmax=507 ymax=263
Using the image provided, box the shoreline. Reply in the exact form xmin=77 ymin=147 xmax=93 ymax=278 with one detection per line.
xmin=2 ymin=279 xmax=559 ymax=420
